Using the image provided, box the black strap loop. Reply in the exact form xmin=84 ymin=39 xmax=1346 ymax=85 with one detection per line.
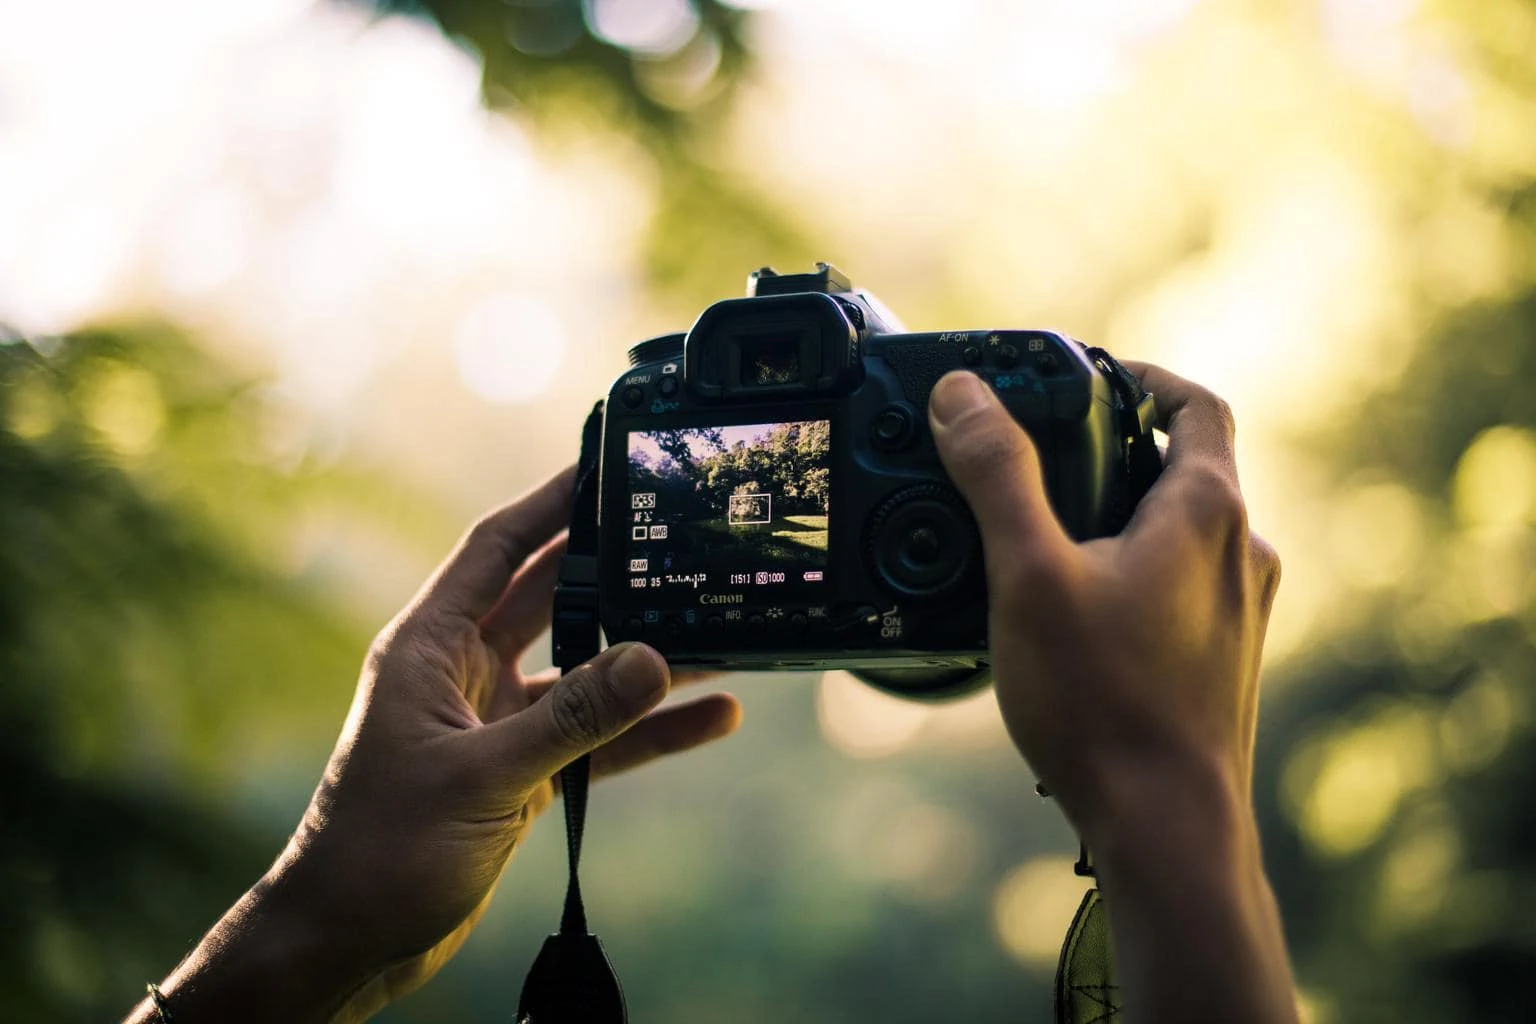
xmin=518 ymin=402 xmax=627 ymax=1024
xmin=558 ymin=756 xmax=591 ymax=937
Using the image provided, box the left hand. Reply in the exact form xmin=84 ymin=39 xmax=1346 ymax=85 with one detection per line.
xmin=142 ymin=467 xmax=742 ymax=1023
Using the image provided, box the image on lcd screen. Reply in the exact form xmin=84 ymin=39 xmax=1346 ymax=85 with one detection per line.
xmin=626 ymin=421 xmax=830 ymax=591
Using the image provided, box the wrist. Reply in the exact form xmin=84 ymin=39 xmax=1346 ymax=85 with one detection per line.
xmin=1069 ymin=751 xmax=1299 ymax=1023
xmin=1074 ymin=748 xmax=1255 ymax=877
xmin=149 ymin=862 xmax=378 ymax=1024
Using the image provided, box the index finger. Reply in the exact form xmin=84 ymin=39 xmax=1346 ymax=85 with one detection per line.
xmin=413 ymin=465 xmax=578 ymax=622
xmin=1119 ymin=360 xmax=1239 ymax=487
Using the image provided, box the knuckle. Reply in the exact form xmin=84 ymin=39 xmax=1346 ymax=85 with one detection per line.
xmin=468 ymin=506 xmax=530 ymax=562
xmin=466 ymin=508 xmax=506 ymax=546
xmin=1180 ymin=464 xmax=1248 ymax=536
xmin=364 ymin=616 xmax=415 ymax=673
xmin=549 ymin=673 xmax=611 ymax=748
xmin=1250 ymin=535 xmax=1282 ymax=594
xmin=1201 ymin=392 xmax=1237 ymax=440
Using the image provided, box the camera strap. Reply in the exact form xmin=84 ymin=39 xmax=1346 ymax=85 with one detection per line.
xmin=518 ymin=402 xmax=627 ymax=1024
xmin=1085 ymin=346 xmax=1161 ymax=500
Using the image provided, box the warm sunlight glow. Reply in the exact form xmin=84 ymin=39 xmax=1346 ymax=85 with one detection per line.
xmin=1285 ymin=707 xmax=1438 ymax=858
xmin=1326 ymin=479 xmax=1425 ymax=590
xmin=817 ymin=671 xmax=933 ymax=759
xmin=453 ymin=293 xmax=567 ymax=404
xmin=992 ymin=855 xmax=1088 ymax=969
xmin=1453 ymin=426 xmax=1536 ymax=534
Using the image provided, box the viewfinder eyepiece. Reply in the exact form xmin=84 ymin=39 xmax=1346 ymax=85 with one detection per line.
xmin=683 ymin=292 xmax=862 ymax=400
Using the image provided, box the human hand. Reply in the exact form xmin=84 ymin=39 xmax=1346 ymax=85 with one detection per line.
xmin=134 ymin=468 xmax=741 ymax=1024
xmin=929 ymin=363 xmax=1277 ymax=843
xmin=928 ymin=363 xmax=1296 ymax=1022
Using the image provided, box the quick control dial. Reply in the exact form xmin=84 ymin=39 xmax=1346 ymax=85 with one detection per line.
xmin=864 ymin=483 xmax=980 ymax=601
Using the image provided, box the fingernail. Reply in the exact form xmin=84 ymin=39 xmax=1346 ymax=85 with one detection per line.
xmin=930 ymin=371 xmax=991 ymax=426
xmin=610 ymin=643 xmax=667 ymax=700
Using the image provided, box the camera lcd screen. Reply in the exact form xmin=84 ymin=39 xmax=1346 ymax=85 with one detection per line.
xmin=738 ymin=331 xmax=803 ymax=387
xmin=626 ymin=420 xmax=830 ymax=593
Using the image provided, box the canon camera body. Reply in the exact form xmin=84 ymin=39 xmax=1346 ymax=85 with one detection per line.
xmin=591 ymin=264 xmax=1160 ymax=699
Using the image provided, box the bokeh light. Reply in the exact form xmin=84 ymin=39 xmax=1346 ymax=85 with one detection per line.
xmin=992 ymin=855 xmax=1089 ymax=969
xmin=453 ymin=293 xmax=566 ymax=404
xmin=5 ymin=0 xmax=1536 ymax=1019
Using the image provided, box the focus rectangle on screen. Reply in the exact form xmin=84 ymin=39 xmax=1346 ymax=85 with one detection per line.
xmin=627 ymin=421 xmax=830 ymax=591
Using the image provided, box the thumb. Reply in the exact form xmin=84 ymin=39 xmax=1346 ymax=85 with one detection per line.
xmin=472 ymin=643 xmax=670 ymax=792
xmin=928 ymin=371 xmax=1070 ymax=568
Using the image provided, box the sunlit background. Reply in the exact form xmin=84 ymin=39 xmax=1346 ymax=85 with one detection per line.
xmin=3 ymin=0 xmax=1535 ymax=1020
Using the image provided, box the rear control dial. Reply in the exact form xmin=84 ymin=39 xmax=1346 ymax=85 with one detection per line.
xmin=864 ymin=483 xmax=980 ymax=601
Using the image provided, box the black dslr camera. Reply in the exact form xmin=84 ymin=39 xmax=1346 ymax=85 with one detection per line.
xmin=585 ymin=263 xmax=1161 ymax=699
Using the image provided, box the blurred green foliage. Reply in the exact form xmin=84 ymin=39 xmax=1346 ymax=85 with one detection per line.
xmin=0 ymin=325 xmax=402 ymax=1019
xmin=355 ymin=0 xmax=819 ymax=305
xmin=7 ymin=1 xmax=1536 ymax=1022
xmin=359 ymin=0 xmax=751 ymax=131
xmin=1254 ymin=289 xmax=1536 ymax=1022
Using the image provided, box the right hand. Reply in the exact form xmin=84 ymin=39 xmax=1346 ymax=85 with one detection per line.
xmin=927 ymin=363 xmax=1281 ymax=851
xmin=929 ymin=362 xmax=1298 ymax=1022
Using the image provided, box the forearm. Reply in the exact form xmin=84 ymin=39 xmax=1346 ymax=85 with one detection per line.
xmin=124 ymin=867 xmax=373 ymax=1024
xmin=1082 ymin=758 xmax=1299 ymax=1024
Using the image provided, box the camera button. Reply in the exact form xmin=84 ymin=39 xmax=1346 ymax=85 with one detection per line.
xmin=664 ymin=616 xmax=685 ymax=637
xmin=961 ymin=345 xmax=982 ymax=366
xmin=787 ymin=611 xmax=808 ymax=634
xmin=657 ymin=376 xmax=679 ymax=398
xmin=621 ymin=385 xmax=645 ymax=408
xmin=703 ymin=614 xmax=724 ymax=633
xmin=621 ymin=616 xmax=644 ymax=639
xmin=996 ymin=343 xmax=1020 ymax=368
xmin=871 ymin=404 xmax=915 ymax=450
xmin=746 ymin=612 xmax=767 ymax=631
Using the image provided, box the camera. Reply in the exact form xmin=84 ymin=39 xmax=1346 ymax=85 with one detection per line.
xmin=588 ymin=263 xmax=1161 ymax=699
